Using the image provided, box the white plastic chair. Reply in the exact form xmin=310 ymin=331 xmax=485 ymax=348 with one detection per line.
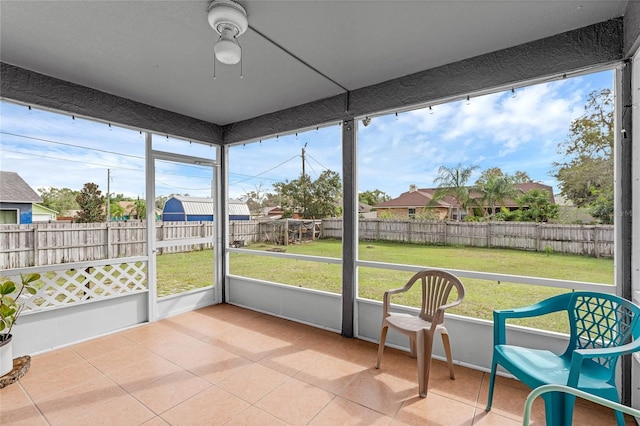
xmin=375 ymin=270 xmax=465 ymax=397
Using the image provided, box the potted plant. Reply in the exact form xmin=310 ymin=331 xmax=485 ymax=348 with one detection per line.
xmin=0 ymin=273 xmax=39 ymax=377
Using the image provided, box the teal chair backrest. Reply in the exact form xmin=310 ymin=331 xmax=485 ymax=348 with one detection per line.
xmin=563 ymin=292 xmax=640 ymax=378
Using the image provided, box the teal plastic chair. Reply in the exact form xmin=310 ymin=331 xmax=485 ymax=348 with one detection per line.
xmin=485 ymin=292 xmax=640 ymax=426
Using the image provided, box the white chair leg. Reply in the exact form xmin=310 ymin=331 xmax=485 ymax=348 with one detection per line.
xmin=416 ymin=331 xmax=426 ymax=397
xmin=441 ymin=331 xmax=455 ymax=380
xmin=376 ymin=325 xmax=388 ymax=369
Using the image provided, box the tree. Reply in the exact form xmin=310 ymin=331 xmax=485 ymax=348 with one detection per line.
xmin=513 ymin=189 xmax=559 ymax=222
xmin=75 ymin=182 xmax=105 ymax=223
xmin=37 ymin=187 xmax=80 ymax=216
xmin=512 ymin=170 xmax=533 ymax=184
xmin=553 ymin=89 xmax=613 ymax=208
xmin=475 ymin=168 xmax=520 ymax=217
xmin=273 ymin=170 xmax=342 ymax=219
xmin=240 ymin=184 xmax=273 ymax=215
xmin=432 ymin=163 xmax=479 ymax=221
xmin=130 ymin=197 xmax=147 ymax=220
xmin=109 ymin=202 xmax=126 ymax=220
xmin=475 ymin=167 xmax=531 ymax=185
xmin=359 ymin=189 xmax=391 ymax=206
xmin=588 ymin=188 xmax=614 ymax=224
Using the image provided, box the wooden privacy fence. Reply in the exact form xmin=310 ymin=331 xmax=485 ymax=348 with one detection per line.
xmin=322 ymin=219 xmax=614 ymax=258
xmin=0 ymin=218 xmax=614 ymax=269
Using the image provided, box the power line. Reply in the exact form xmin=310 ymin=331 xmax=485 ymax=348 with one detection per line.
xmin=229 ymin=154 xmax=300 ymax=186
xmin=3 ymin=131 xmax=308 ymax=187
xmin=1 ymin=148 xmax=143 ymax=172
xmin=228 ymin=172 xmax=279 ymax=182
xmin=0 ymin=131 xmax=144 ymax=160
xmin=306 ymin=153 xmax=331 ymax=171
xmin=155 ymin=179 xmax=212 ymax=191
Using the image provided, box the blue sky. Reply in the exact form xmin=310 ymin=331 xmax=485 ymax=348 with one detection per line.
xmin=0 ymin=69 xmax=613 ymax=202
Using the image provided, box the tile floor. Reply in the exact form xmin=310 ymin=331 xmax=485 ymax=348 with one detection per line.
xmin=0 ymin=304 xmax=634 ymax=425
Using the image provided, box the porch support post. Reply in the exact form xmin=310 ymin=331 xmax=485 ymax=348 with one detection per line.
xmin=620 ymin=0 xmax=639 ymax=407
xmin=619 ymin=55 xmax=634 ymax=407
xmin=145 ymin=132 xmax=158 ymax=322
xmin=220 ymin=145 xmax=229 ymax=303
xmin=342 ymin=118 xmax=357 ymax=338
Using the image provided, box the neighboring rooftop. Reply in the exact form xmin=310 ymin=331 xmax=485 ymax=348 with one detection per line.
xmin=0 ymin=171 xmax=42 ymax=203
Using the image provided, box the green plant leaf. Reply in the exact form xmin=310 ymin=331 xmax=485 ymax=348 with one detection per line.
xmin=22 ymin=273 xmax=41 ymax=284
xmin=1 ymin=281 xmax=16 ymax=295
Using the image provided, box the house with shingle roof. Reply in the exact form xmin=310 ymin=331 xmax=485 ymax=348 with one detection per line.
xmin=0 ymin=171 xmax=43 ymax=224
xmin=374 ymin=184 xmax=452 ymax=220
xmin=376 ymin=182 xmax=555 ymax=220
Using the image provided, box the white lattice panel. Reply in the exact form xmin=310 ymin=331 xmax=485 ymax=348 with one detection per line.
xmin=3 ymin=261 xmax=147 ymax=312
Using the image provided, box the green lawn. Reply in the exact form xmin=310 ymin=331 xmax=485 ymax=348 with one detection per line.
xmin=158 ymin=239 xmax=614 ymax=332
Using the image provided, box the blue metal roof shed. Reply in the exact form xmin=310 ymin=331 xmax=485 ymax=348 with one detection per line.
xmin=162 ymin=196 xmax=250 ymax=221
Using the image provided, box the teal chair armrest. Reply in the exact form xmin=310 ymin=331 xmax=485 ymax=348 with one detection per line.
xmin=574 ymin=339 xmax=640 ymax=359
xmin=567 ymin=339 xmax=640 ymax=386
xmin=494 ymin=293 xmax=572 ymax=345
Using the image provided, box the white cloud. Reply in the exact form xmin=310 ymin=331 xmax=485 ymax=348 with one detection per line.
xmin=0 ymin=71 xmax=613 ymax=201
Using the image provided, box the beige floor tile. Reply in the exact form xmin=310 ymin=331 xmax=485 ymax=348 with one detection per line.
xmin=160 ymin=386 xmax=250 ymax=425
xmin=477 ymin=374 xmax=545 ymax=423
xmin=395 ymin=392 xmax=476 ymax=425
xmin=225 ymin=406 xmax=289 ymax=426
xmin=167 ymin=343 xmax=253 ymax=384
xmin=294 ymin=328 xmax=354 ymax=354
xmin=83 ymin=344 xmax=159 ymax=374
xmin=255 ymin=378 xmax=334 ymax=425
xmin=71 ymin=333 xmax=139 ymax=360
xmin=309 ymin=396 xmax=392 ymax=425
xmin=572 ymin=402 xmax=635 ymax=426
xmin=375 ymin=347 xmax=421 ymax=382
xmin=338 ymin=367 xmax=414 ymax=417
xmin=140 ymin=416 xmax=171 ymax=425
xmin=258 ymin=346 xmax=324 ymax=376
xmin=0 ymin=383 xmax=48 ymax=426
xmin=217 ymin=363 xmax=289 ymax=404
xmin=161 ymin=338 xmax=227 ymax=366
xmin=469 ymin=408 xmax=523 ymax=426
xmin=295 ymin=354 xmax=365 ymax=394
xmin=55 ymin=394 xmax=155 ymax=426
xmin=27 ymin=348 xmax=86 ymax=376
xmin=33 ymin=375 xmax=127 ymax=425
xmin=104 ymin=356 xmax=184 ymax=393
xmin=420 ymin=361 xmax=483 ymax=404
xmin=119 ymin=323 xmax=202 ymax=356
xmin=214 ymin=328 xmax=291 ymax=362
xmin=1 ymin=304 xmax=630 ymax=426
xmin=129 ymin=369 xmax=212 ymax=414
xmin=248 ymin=315 xmax=313 ymax=342
xmin=19 ymin=360 xmax=105 ymax=402
xmin=318 ymin=340 xmax=378 ymax=368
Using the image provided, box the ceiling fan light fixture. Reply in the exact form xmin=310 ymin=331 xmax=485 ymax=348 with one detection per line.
xmin=208 ymin=0 xmax=248 ymax=65
xmin=214 ymin=27 xmax=242 ymax=64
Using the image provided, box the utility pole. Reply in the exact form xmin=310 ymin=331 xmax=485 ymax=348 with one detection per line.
xmin=106 ymin=168 xmax=111 ymax=222
xmin=301 ymin=143 xmax=307 ymax=218
xmin=301 ymin=143 xmax=306 ymax=177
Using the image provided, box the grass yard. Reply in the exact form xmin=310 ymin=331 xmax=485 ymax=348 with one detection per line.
xmin=158 ymin=239 xmax=614 ymax=332
xmin=156 ymin=251 xmax=214 ymax=297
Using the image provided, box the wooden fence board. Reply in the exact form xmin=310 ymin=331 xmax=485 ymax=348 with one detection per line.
xmin=0 ymin=219 xmax=614 ymax=270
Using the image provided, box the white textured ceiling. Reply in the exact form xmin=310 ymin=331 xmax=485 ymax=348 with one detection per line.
xmin=0 ymin=0 xmax=629 ymax=125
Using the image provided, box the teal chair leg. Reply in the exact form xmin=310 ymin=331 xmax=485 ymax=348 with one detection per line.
xmin=485 ymin=362 xmax=497 ymax=411
xmin=542 ymin=391 xmax=565 ymax=426
xmin=563 ymin=393 xmax=576 ymax=426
